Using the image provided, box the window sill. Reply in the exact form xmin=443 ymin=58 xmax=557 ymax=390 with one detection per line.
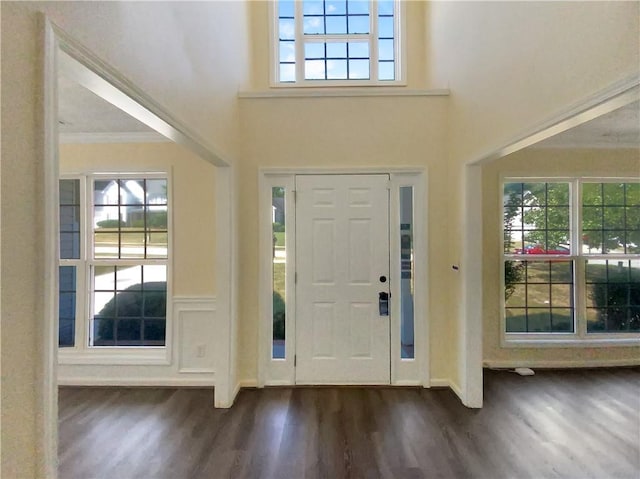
xmin=58 ymin=347 xmax=170 ymax=366
xmin=502 ymin=335 xmax=640 ymax=348
xmin=238 ymin=87 xmax=450 ymax=99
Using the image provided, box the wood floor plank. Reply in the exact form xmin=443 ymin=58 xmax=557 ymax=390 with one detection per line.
xmin=58 ymin=367 xmax=640 ymax=479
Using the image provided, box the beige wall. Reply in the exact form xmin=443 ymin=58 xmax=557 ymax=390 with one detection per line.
xmin=482 ymin=148 xmax=640 ymax=365
xmin=428 ymin=0 xmax=640 ymax=391
xmin=430 ymin=1 xmax=640 ymax=165
xmin=60 ymin=142 xmax=217 ymax=296
xmin=1 ymin=1 xmax=249 ymax=475
xmin=237 ymin=96 xmax=457 ymax=382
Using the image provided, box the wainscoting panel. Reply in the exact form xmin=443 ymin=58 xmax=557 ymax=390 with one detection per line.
xmin=173 ymin=297 xmax=217 ymax=374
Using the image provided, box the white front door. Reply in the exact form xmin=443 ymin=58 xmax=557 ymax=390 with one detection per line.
xmin=295 ymin=174 xmax=390 ymax=384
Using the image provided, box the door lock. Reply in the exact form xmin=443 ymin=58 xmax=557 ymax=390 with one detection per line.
xmin=378 ymin=291 xmax=389 ymax=316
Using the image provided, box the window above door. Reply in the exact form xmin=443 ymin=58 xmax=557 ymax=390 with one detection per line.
xmin=272 ymin=0 xmax=405 ymax=86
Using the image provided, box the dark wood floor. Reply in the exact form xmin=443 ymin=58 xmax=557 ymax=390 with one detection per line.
xmin=58 ymin=368 xmax=640 ymax=479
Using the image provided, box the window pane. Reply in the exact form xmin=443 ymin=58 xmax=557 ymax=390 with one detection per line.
xmin=93 ymin=319 xmax=115 ymax=346
xmin=280 ymin=41 xmax=296 ymax=63
xmin=303 ymin=0 xmax=324 ymax=15
xmin=504 ymin=260 xmax=574 ymax=333
xmin=58 ymin=266 xmax=76 ymax=347
xmin=305 ymin=59 xmax=326 ymax=79
xmin=348 ymin=42 xmax=369 ymax=58
xmin=586 ymin=259 xmax=639 ymax=332
xmin=280 ymin=64 xmax=296 ymax=82
xmin=272 ymin=187 xmax=286 ymax=359
xmin=583 ymin=182 xmax=639 ymax=254
xmin=378 ymin=61 xmax=395 ymax=81
xmin=378 ymin=15 xmax=394 ymax=38
xmin=120 ymin=232 xmax=145 ymax=259
xmin=400 ymin=187 xmax=414 ymax=359
xmin=119 ymin=179 xmax=145 ymax=205
xmin=327 ymin=60 xmax=348 ymax=79
xmin=279 ymin=18 xmax=295 ymax=40
xmin=326 ymin=15 xmax=347 ymax=34
xmin=305 ymin=42 xmax=325 ymax=59
xmin=327 ymin=42 xmax=347 ymax=58
xmin=348 ymin=15 xmax=369 ymax=34
xmin=326 ymin=0 xmax=346 ymax=14
xmin=147 ymin=179 xmax=168 ymax=204
xmin=60 ymin=180 xmax=81 ymax=259
xmin=91 ymin=265 xmax=166 ymax=346
xmin=378 ymin=0 xmax=394 ymax=15
xmin=94 ymin=180 xmax=119 ymax=205
xmin=279 ymin=0 xmax=295 ymax=17
xmin=304 ymin=16 xmax=325 ymax=34
xmin=348 ymin=59 xmax=369 ymax=79
xmin=378 ymin=39 xmax=394 ymax=61
xmin=504 ymin=182 xmax=570 ymax=254
xmin=347 ymin=0 xmax=369 ymax=14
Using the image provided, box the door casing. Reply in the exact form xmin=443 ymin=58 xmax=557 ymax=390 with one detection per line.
xmin=258 ymin=168 xmax=428 ymax=387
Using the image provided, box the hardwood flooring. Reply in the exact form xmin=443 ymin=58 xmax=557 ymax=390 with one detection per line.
xmin=58 ymin=368 xmax=640 ymax=479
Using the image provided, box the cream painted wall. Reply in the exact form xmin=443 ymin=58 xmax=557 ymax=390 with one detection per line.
xmin=247 ymin=0 xmax=431 ymax=90
xmin=428 ymin=0 xmax=639 ymax=398
xmin=430 ymin=1 xmax=640 ymax=165
xmin=59 ymin=142 xmax=217 ymax=296
xmin=1 ymin=2 xmax=249 ymax=476
xmin=237 ymin=96 xmax=456 ymax=383
xmin=482 ymin=148 xmax=640 ymax=365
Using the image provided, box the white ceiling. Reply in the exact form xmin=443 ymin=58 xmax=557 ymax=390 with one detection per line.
xmin=58 ymin=73 xmax=166 ymax=143
xmin=530 ymin=100 xmax=639 ymax=149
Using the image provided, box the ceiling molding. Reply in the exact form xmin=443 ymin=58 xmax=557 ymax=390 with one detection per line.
xmin=59 ymin=131 xmax=171 ymax=145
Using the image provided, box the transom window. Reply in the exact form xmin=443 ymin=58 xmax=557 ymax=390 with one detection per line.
xmin=503 ymin=179 xmax=639 ymax=340
xmin=58 ymin=175 xmax=169 ymax=348
xmin=275 ymin=0 xmax=401 ymax=85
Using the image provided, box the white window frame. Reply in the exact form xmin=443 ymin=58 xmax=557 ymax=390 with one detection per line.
xmin=269 ymin=0 xmax=406 ymax=87
xmin=501 ymin=176 xmax=640 ymax=347
xmin=58 ymin=172 xmax=173 ymax=365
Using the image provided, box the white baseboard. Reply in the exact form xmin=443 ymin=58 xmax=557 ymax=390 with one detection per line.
xmin=428 ymin=378 xmax=451 ymax=388
xmin=484 ymin=358 xmax=640 ymax=369
xmin=58 ymin=376 xmax=215 ymax=387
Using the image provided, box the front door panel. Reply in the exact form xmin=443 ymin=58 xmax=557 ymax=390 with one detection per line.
xmin=295 ymin=174 xmax=390 ymax=384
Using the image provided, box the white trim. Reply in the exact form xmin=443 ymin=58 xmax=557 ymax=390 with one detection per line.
xmin=269 ymin=0 xmax=408 ymax=87
xmin=460 ymin=165 xmax=484 ymax=408
xmin=59 ymin=131 xmax=169 ymax=145
xmin=448 ymin=380 xmax=464 ymax=400
xmin=484 ymin=359 xmax=640 ymax=369
xmin=58 ymin=350 xmax=169 ymax=366
xmin=428 ymin=378 xmax=451 ymax=388
xmin=174 ymin=296 xmax=217 ymax=374
xmin=258 ymin=168 xmax=428 ymax=387
xmin=213 ymin=167 xmax=237 ymax=408
xmin=42 ymin=17 xmax=60 ymax=479
xmin=502 ymin=338 xmax=640 ymax=348
xmin=52 ymin=23 xmax=231 ymax=167
xmin=239 ymin=379 xmax=259 ymax=388
xmin=238 ymin=88 xmax=449 ymax=98
xmin=471 ymin=75 xmax=640 ymax=165
xmin=57 ymin=377 xmax=215 ymax=387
